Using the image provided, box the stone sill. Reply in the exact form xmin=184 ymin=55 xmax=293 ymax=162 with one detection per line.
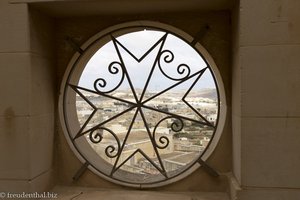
xmin=51 ymin=185 xmax=230 ymax=200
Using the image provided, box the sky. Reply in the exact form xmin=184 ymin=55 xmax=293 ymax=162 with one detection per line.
xmin=78 ymin=30 xmax=216 ymax=93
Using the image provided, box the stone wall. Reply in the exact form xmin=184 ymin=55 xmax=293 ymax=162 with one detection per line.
xmin=0 ymin=1 xmax=55 ymax=193
xmin=231 ymin=0 xmax=300 ymax=199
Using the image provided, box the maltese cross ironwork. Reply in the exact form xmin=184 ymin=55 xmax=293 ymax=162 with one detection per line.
xmin=69 ymin=32 xmax=215 ymax=179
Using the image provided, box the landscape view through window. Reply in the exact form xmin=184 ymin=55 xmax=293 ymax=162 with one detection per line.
xmin=74 ymin=29 xmax=219 ymax=178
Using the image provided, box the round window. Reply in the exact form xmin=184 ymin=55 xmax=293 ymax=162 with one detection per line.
xmin=59 ymin=21 xmax=226 ymax=188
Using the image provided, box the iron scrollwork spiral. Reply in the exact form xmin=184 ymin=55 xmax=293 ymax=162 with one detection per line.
xmin=153 ymin=116 xmax=184 ymax=149
xmin=94 ymin=61 xmax=125 ymax=93
xmin=89 ymin=127 xmax=121 ymax=158
xmin=158 ymin=50 xmax=191 ymax=81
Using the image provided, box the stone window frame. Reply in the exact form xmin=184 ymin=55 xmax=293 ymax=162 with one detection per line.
xmin=58 ymin=21 xmax=227 ymax=188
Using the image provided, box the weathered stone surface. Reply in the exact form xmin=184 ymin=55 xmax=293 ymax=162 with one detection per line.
xmin=51 ymin=186 xmax=230 ymax=200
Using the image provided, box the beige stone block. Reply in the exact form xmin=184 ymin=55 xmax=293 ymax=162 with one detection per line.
xmin=285 ymin=46 xmax=300 ymax=116
xmin=29 ymin=169 xmax=54 ymax=193
xmin=287 ymin=0 xmax=300 ymax=45
xmin=0 ymin=53 xmax=31 ymax=117
xmin=0 ymin=180 xmax=30 ymax=193
xmin=30 ymin=54 xmax=55 ymax=116
xmin=0 ymin=169 xmax=54 ymax=193
xmin=0 ymin=116 xmax=30 ymax=179
xmin=0 ymin=1 xmax=29 ymax=52
xmin=0 ymin=114 xmax=54 ymax=181
xmin=29 ymin=114 xmax=54 ymax=178
xmin=237 ymin=188 xmax=300 ymax=200
xmin=241 ymin=45 xmax=300 ymax=117
xmin=241 ymin=117 xmax=300 ymax=188
xmin=240 ymin=0 xmax=300 ymax=45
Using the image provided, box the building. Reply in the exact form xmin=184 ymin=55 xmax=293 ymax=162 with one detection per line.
xmin=0 ymin=0 xmax=299 ymax=199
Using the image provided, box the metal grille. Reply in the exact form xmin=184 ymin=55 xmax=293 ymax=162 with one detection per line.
xmin=61 ymin=24 xmax=222 ymax=187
